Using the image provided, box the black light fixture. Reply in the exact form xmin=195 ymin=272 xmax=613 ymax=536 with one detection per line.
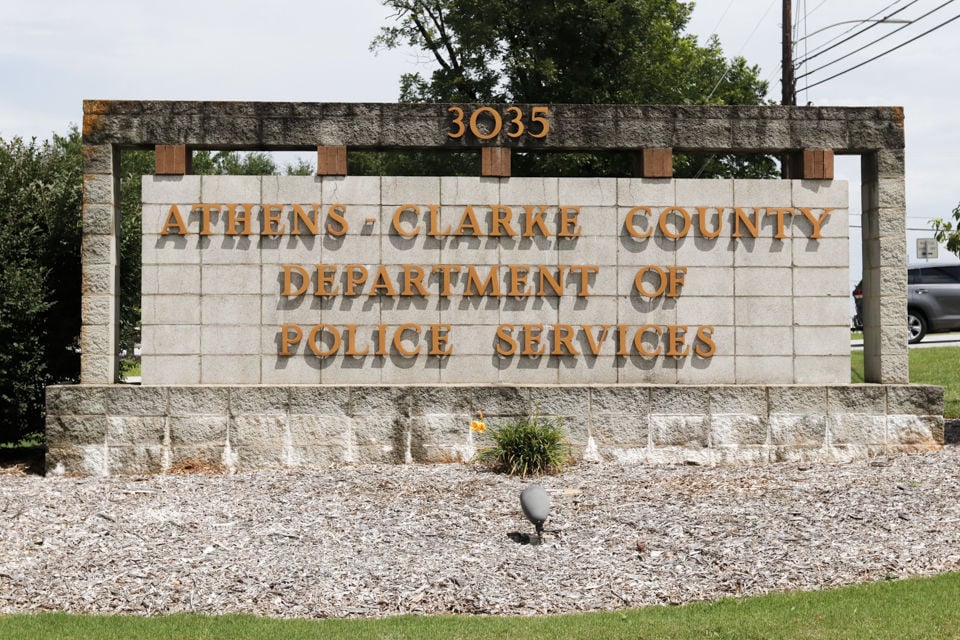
xmin=519 ymin=485 xmax=550 ymax=544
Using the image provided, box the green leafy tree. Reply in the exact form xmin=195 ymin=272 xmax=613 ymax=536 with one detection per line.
xmin=0 ymin=130 xmax=82 ymax=442
xmin=370 ymin=0 xmax=775 ymax=178
xmin=931 ymin=203 xmax=960 ymax=257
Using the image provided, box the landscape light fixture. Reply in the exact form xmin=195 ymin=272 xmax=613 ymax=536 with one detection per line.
xmin=519 ymin=485 xmax=550 ymax=544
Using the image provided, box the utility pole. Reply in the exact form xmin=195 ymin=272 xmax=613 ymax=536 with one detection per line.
xmin=782 ymin=0 xmax=795 ymax=106
xmin=781 ymin=0 xmax=795 ymax=178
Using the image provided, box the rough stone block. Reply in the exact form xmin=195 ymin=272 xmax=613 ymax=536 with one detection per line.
xmin=769 ymin=414 xmax=827 ymax=447
xmin=83 ymin=204 xmax=116 ymax=235
xmin=231 ymin=415 xmax=286 ymax=447
xmin=108 ymin=445 xmax=164 ymax=475
xmin=168 ymin=386 xmax=230 ymax=416
xmin=288 ymin=387 xmax=351 ymax=416
xmin=169 ymin=416 xmax=228 ymax=446
xmin=527 ymin=386 xmax=590 ymax=416
xmin=288 ymin=445 xmax=350 ymax=467
xmin=287 ymin=415 xmax=351 ymax=447
xmin=107 ymin=416 xmax=166 ymax=445
xmin=590 ymin=386 xmax=650 ymax=414
xmin=83 ymin=174 xmax=114 ymax=205
xmin=46 ymin=445 xmax=107 ymax=477
xmin=351 ymin=414 xmax=404 ymax=449
xmin=352 ymin=443 xmax=403 ymax=464
xmin=82 ymin=144 xmax=115 ymax=174
xmin=81 ymin=324 xmax=114 ymax=356
xmin=233 ymin=446 xmax=289 ymax=470
xmin=81 ymin=355 xmax=116 ymax=384
xmin=710 ymin=414 xmax=767 ymax=446
xmin=768 ymin=386 xmax=827 ymax=413
xmin=650 ymin=414 xmax=709 ymax=447
xmin=650 ymin=386 xmax=709 ymax=414
xmin=711 ymin=386 xmax=766 ymax=415
xmin=47 ymin=386 xmax=107 ymax=415
xmin=47 ymin=415 xmax=108 ymax=445
xmin=714 ymin=445 xmax=770 ymax=465
xmin=887 ymin=415 xmax=943 ymax=446
xmin=590 ymin=413 xmax=648 ymax=447
xmin=886 ymin=385 xmax=944 ymax=415
xmin=169 ymin=444 xmax=227 ymax=470
xmin=827 ymin=386 xmax=885 ymax=414
xmin=828 ymin=414 xmax=887 ymax=445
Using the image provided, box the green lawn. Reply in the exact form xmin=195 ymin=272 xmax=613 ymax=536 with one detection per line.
xmin=3 ymin=572 xmax=958 ymax=639
xmin=851 ymin=346 xmax=960 ymax=417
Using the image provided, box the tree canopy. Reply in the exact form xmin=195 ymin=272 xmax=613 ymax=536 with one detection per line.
xmin=370 ymin=0 xmax=775 ymax=178
xmin=374 ymin=0 xmax=768 ymax=106
xmin=0 ymin=131 xmax=82 ymax=441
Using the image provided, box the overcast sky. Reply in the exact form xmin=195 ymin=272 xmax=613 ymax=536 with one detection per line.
xmin=2 ymin=0 xmax=958 ymax=231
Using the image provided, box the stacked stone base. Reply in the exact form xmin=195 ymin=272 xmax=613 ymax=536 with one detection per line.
xmin=45 ymin=384 xmax=944 ymax=476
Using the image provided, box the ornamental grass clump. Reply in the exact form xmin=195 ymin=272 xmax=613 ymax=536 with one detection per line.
xmin=471 ymin=411 xmax=572 ymax=477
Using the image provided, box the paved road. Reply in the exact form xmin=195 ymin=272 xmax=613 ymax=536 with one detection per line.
xmin=851 ymin=331 xmax=960 ymax=350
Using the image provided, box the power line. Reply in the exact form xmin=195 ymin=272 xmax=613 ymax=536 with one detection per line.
xmin=797 ymin=12 xmax=960 ymax=92
xmin=796 ymin=0 xmax=954 ymax=79
xmin=801 ymin=0 xmax=911 ymax=60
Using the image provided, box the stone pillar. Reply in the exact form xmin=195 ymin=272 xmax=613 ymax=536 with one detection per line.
xmin=80 ymin=144 xmax=119 ymax=383
xmin=861 ymin=149 xmax=908 ymax=383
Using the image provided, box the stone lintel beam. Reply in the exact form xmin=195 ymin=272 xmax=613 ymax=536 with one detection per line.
xmin=81 ymin=101 xmax=905 ymax=154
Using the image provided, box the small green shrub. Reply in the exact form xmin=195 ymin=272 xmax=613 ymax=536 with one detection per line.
xmin=473 ymin=413 xmax=572 ymax=477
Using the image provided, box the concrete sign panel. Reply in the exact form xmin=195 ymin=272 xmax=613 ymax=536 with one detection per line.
xmin=141 ymin=175 xmax=849 ymax=385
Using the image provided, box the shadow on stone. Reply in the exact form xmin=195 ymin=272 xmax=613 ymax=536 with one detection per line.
xmin=945 ymin=419 xmax=960 ymax=446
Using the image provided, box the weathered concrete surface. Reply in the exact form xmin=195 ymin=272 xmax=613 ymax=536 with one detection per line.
xmin=82 ymin=101 xmax=905 ymax=152
xmin=46 ymin=384 xmax=943 ymax=476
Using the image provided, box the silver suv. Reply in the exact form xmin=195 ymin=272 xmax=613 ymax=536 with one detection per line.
xmin=908 ymin=264 xmax=960 ymax=343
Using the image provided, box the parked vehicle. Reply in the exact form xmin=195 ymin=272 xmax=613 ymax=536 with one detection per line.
xmin=853 ymin=265 xmax=960 ymax=343
xmin=908 ymin=264 xmax=960 ymax=343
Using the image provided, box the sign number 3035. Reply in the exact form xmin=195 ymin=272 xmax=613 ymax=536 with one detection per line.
xmin=447 ymin=106 xmax=550 ymax=140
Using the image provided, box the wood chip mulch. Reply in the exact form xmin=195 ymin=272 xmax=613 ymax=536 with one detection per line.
xmin=1 ymin=440 xmax=958 ymax=618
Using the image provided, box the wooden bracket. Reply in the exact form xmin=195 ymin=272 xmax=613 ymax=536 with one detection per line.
xmin=155 ymin=145 xmax=190 ymax=175
xmin=641 ymin=148 xmax=673 ymax=178
xmin=317 ymin=146 xmax=348 ymax=176
xmin=802 ymin=149 xmax=835 ymax=180
xmin=481 ymin=147 xmax=511 ymax=177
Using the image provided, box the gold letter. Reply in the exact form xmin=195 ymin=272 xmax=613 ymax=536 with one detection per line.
xmin=694 ymin=325 xmax=716 ymax=358
xmin=279 ymin=324 xmax=303 ymax=356
xmin=392 ymin=204 xmax=421 ymax=238
xmin=797 ymin=207 xmax=834 ymax=239
xmin=281 ymin=265 xmax=309 ymax=297
xmin=393 ymin=323 xmax=422 ymax=357
xmin=624 ymin=206 xmax=654 ymax=239
xmin=696 ymin=206 xmax=723 ymax=239
xmin=495 ymin=324 xmax=518 ymax=356
xmin=765 ymin=207 xmax=794 ymax=240
xmin=429 ymin=324 xmax=454 ymax=356
xmin=658 ymin=206 xmax=691 ymax=239
xmin=558 ymin=206 xmax=582 ymax=237
xmin=325 ymin=204 xmax=349 ymax=236
xmin=160 ymin=204 xmax=189 ymax=235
